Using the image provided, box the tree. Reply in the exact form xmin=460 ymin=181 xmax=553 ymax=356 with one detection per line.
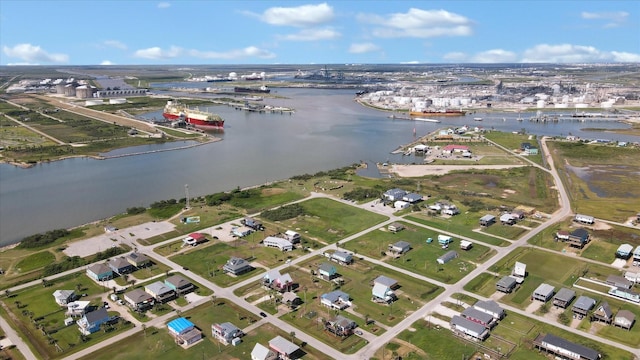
xmin=141 ymin=324 xmax=147 ymax=337
xmin=42 ymin=278 xmax=49 ymax=287
xmin=5 ymin=289 xmax=11 ymax=298
xmin=112 ymin=286 xmax=117 ymax=294
xmin=14 ymin=300 xmax=21 ymax=309
xmin=77 ymin=283 xmax=84 ymax=292
xmin=290 ymin=331 xmax=296 ymax=344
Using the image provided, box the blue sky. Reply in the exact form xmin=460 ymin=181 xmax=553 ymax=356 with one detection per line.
xmin=1 ymin=1 xmax=639 ymax=65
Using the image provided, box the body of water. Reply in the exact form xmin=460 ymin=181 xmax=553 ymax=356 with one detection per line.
xmin=0 ymin=87 xmax=637 ymax=246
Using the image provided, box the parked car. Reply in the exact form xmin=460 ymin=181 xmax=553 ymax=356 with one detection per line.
xmin=259 ymin=312 xmax=267 ymax=318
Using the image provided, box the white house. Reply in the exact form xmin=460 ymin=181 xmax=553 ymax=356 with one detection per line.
xmin=263 ymin=236 xmax=293 ymax=251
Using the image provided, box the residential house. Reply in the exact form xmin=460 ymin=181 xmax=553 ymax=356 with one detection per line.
xmin=165 ymin=275 xmax=195 ymax=295
xmin=183 ymin=233 xmax=207 ymax=246
xmin=624 ymin=271 xmax=639 ymax=284
xmin=520 ymin=142 xmax=532 ymax=150
xmin=614 ymin=310 xmax=635 ymax=330
xmin=242 ymin=217 xmax=264 ymax=231
xmin=77 ymin=307 xmax=110 ymax=335
xmin=284 ymin=230 xmax=301 ymax=243
xmin=223 ymin=257 xmax=253 ymax=275
xmin=372 ymin=282 xmax=395 ymax=303
xmin=321 ymin=290 xmax=351 ymax=310
xmin=460 ymin=240 xmax=473 ymax=250
xmin=108 ymin=257 xmax=134 ymax=275
xmin=269 ymin=336 xmax=300 ymax=360
xmin=167 ymin=317 xmax=202 ymax=346
xmin=532 ymin=283 xmax=555 ymax=302
xmin=127 ymin=252 xmax=151 ymax=268
xmin=319 ymin=262 xmax=337 ymax=280
xmin=533 ymin=333 xmax=600 ymax=360
xmin=500 ymin=213 xmax=516 ymax=225
xmin=591 ymin=301 xmax=613 ymax=324
xmin=525 ymin=147 xmax=539 ymax=155
xmin=124 ymin=288 xmax=154 ymax=311
xmin=211 ymin=322 xmax=243 ymax=345
xmin=86 ymin=263 xmax=113 ymax=281
xmin=66 ymin=301 xmax=91 ymax=317
xmin=325 ymin=315 xmax=357 ymax=337
xmin=634 ymin=245 xmax=640 ymax=261
xmin=373 ymin=275 xmax=398 ymax=289
xmin=388 ymin=241 xmax=411 ymax=255
xmin=616 ymin=244 xmax=634 ymax=259
xmin=496 ymin=276 xmax=517 ymax=293
xmin=383 ymin=188 xmax=407 ymax=202
xmin=272 ymin=273 xmax=294 ymax=292
xmin=442 ymin=144 xmax=470 ymax=155
xmin=437 ymin=251 xmax=458 ymax=265
xmin=553 ymin=288 xmax=576 ymax=309
xmin=574 ymin=214 xmax=595 ymax=225
xmin=53 ymin=290 xmax=76 ymax=306
xmin=450 ymin=315 xmax=489 ymax=341
xmin=282 ymin=292 xmax=302 ymax=308
xmin=402 ymin=193 xmax=423 ymax=203
xmin=572 ymin=296 xmax=596 ymax=318
xmin=387 ymin=222 xmax=404 ymax=233
xmin=394 ymin=200 xmax=410 ymax=210
xmin=606 ymin=275 xmax=632 ymax=289
xmin=479 ymin=214 xmax=496 ymax=227
xmin=567 ymin=228 xmax=590 ymax=248
xmin=251 ymin=343 xmax=278 ymax=360
xmin=331 ymin=251 xmax=353 ymax=265
xmin=512 ymin=261 xmax=527 ymax=283
xmin=608 ymin=287 xmax=640 ymax=302
xmin=263 ymin=236 xmax=293 ymax=251
xmin=473 ymin=300 xmax=505 ymax=320
xmin=442 ymin=206 xmax=460 ymax=216
xmin=462 ymin=307 xmax=495 ymax=328
xmin=555 ymin=230 xmax=570 ymax=241
xmin=232 ymin=227 xmax=253 ymax=238
xmin=145 ymin=281 xmax=176 ymax=303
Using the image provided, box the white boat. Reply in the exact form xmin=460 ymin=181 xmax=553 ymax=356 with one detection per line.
xmin=474 ymin=117 xmax=483 ymax=121
xmin=413 ymin=117 xmax=441 ymax=123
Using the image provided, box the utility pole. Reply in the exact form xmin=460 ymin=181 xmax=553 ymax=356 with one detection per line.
xmin=184 ymin=184 xmax=190 ymax=209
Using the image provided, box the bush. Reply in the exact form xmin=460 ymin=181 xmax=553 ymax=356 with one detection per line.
xmin=18 ymin=229 xmax=70 ymax=249
xmin=261 ymin=203 xmax=305 ymax=221
xmin=126 ymin=207 xmax=146 ymax=215
xmin=343 ymin=187 xmax=380 ymax=202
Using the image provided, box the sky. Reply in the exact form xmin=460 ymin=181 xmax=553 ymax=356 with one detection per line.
xmin=1 ymin=0 xmax=639 ymax=66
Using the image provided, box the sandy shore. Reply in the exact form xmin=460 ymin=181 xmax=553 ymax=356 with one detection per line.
xmin=389 ymin=164 xmax=528 ymax=177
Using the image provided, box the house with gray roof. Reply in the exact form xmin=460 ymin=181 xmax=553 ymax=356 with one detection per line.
xmin=145 ymin=281 xmax=176 ymax=303
xmin=616 ymin=244 xmax=634 ymax=259
xmin=124 ymin=288 xmax=154 ymax=310
xmin=572 ymin=295 xmax=596 ymax=317
xmin=127 ymin=252 xmax=151 ymax=268
xmin=77 ymin=307 xmax=110 ymax=335
xmin=269 ymin=336 xmax=300 ymax=359
xmin=331 ymin=251 xmax=353 ymax=265
xmin=496 ymin=276 xmax=517 ymax=293
xmin=591 ymin=301 xmax=613 ymax=324
xmin=319 ymin=262 xmax=337 ymax=280
xmin=53 ymin=290 xmax=76 ymax=306
xmin=86 ymin=263 xmax=113 ymax=281
xmin=388 ymin=241 xmax=411 ymax=255
xmin=437 ymin=250 xmax=458 ymax=265
xmin=473 ymin=300 xmax=505 ymax=320
xmin=383 ymin=188 xmax=407 ymax=202
xmin=606 ymin=275 xmax=632 ymax=289
xmin=321 ymin=290 xmax=351 ymax=310
xmin=462 ymin=307 xmax=494 ymax=328
xmin=165 ymin=275 xmax=195 ymax=294
xmin=402 ymin=193 xmax=423 ymax=203
xmin=553 ymin=288 xmax=576 ymax=308
xmin=532 ymin=283 xmax=555 ymax=302
xmin=325 ymin=315 xmax=357 ymax=337
xmin=614 ymin=310 xmax=635 ymax=330
xmin=479 ymin=214 xmax=496 ymax=227
xmin=450 ymin=315 xmax=489 ymax=341
xmin=533 ymin=333 xmax=600 ymax=360
xmin=223 ymin=257 xmax=253 ymax=276
xmin=373 ymin=275 xmax=398 ymax=289
xmin=251 ymin=343 xmax=277 ymax=360
xmin=212 ymin=322 xmax=243 ymax=345
xmin=108 ymin=257 xmax=134 ymax=275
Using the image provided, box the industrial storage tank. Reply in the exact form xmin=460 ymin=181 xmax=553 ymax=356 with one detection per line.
xmin=109 ymin=98 xmax=127 ymax=104
xmin=56 ymin=84 xmax=66 ymax=94
xmin=64 ymin=84 xmax=76 ymax=97
xmin=85 ymin=99 xmax=104 ymax=106
xmin=75 ymin=85 xmax=95 ymax=99
xmin=536 ymin=100 xmax=546 ymax=108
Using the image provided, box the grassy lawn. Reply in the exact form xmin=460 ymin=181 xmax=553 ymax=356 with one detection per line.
xmin=406 ymin=214 xmax=510 ymax=246
xmin=483 ymin=131 xmax=545 ymax=166
xmin=228 ymin=186 xmax=307 ymax=214
xmin=270 ymin=197 xmax=388 ymax=245
xmin=169 ymin=242 xmax=266 ymax=287
xmin=463 ymin=272 xmax=499 ymax=298
xmin=14 ymin=250 xmax=56 ymax=273
xmin=581 ymin=241 xmax=618 ymax=264
xmin=342 ymin=221 xmax=496 ymax=284
xmin=482 ymin=223 xmax=528 ymax=240
xmin=0 ymin=272 xmax=133 ymax=359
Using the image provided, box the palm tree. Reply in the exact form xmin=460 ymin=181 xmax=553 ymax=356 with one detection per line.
xmin=5 ymin=289 xmax=11 ymax=298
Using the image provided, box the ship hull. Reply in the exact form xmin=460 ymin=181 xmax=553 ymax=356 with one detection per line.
xmin=410 ymin=110 xmax=465 ymax=117
xmin=163 ymin=112 xmax=224 ymax=129
xmin=234 ymin=87 xmax=271 ymax=94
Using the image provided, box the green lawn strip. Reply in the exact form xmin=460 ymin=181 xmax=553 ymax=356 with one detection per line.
xmin=129 ymin=262 xmax=172 ymax=280
xmin=482 ymin=224 xmax=528 ymax=240
xmin=573 ymin=279 xmax=613 ymax=294
xmin=270 ymin=197 xmax=388 ymax=244
xmin=2 ymin=272 xmax=132 ymax=359
xmin=342 ymin=221 xmax=495 ymax=284
xmin=14 ymin=250 xmax=56 ymax=273
xmin=581 ymin=241 xmax=617 ymax=264
xmin=406 ymin=214 xmax=509 ymax=246
xmin=391 ymin=319 xmax=480 ymax=360
xmin=463 ymin=272 xmax=502 ymax=298
xmin=229 ymin=188 xmax=306 ymax=214
xmin=451 ymin=292 xmax=480 ymax=306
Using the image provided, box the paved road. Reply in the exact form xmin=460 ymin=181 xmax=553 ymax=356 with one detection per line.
xmin=0 ymin=313 xmax=38 ymax=360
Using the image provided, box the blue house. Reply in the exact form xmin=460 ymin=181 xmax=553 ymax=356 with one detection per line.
xmin=319 ymin=262 xmax=337 ymax=280
xmin=77 ymin=307 xmax=110 ymax=335
xmin=86 ymin=263 xmax=113 ymax=281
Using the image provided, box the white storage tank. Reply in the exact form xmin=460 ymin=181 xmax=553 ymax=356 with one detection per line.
xmin=536 ymin=100 xmax=546 ymax=108
xmin=64 ymin=84 xmax=76 ymax=97
xmin=85 ymin=99 xmax=104 ymax=106
xmin=109 ymin=98 xmax=127 ymax=104
xmin=554 ymin=103 xmax=568 ymax=108
xmin=575 ymin=103 xmax=589 ymax=108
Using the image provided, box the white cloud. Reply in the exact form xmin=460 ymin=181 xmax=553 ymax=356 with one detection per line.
xmin=471 ymin=49 xmax=518 ymax=63
xmin=157 ymin=2 xmax=170 ymax=9
xmin=7 ymin=62 xmax=40 ymax=66
xmin=400 ymin=61 xmax=420 ymax=64
xmin=257 ymin=3 xmax=334 ymax=27
xmin=348 ymin=43 xmax=380 ymax=54
xmin=133 ymin=46 xmax=182 ymax=60
xmin=358 ymin=8 xmax=473 ymax=38
xmin=610 ymin=51 xmax=640 ymax=62
xmin=522 ymin=44 xmax=606 ymax=63
xmin=188 ymin=46 xmax=276 ymax=60
xmin=100 ymin=60 xmax=115 ymax=65
xmin=581 ymin=11 xmax=628 ymax=28
xmin=104 ymin=40 xmax=127 ymax=50
xmin=279 ymin=28 xmax=341 ymax=41
xmin=2 ymin=43 xmax=68 ymax=63
xmin=443 ymin=52 xmax=468 ymax=62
